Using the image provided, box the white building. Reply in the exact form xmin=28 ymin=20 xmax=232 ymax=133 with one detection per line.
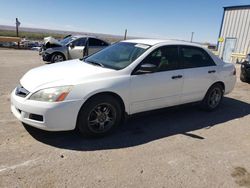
xmin=217 ymin=5 xmax=250 ymax=63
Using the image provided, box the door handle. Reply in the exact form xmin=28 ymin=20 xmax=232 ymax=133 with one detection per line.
xmin=172 ymin=75 xmax=183 ymax=79
xmin=172 ymin=76 xmax=179 ymax=79
xmin=208 ymin=70 xmax=216 ymax=73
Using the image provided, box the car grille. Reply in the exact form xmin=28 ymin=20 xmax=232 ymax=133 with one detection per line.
xmin=15 ymin=85 xmax=29 ymax=97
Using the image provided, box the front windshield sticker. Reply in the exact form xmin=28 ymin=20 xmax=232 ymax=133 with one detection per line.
xmin=135 ymin=44 xmax=150 ymax=49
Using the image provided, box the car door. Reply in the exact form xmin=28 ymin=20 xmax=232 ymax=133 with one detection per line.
xmin=88 ymin=38 xmax=109 ymax=55
xmin=68 ymin=38 xmax=86 ymax=59
xmin=130 ymin=45 xmax=184 ymax=114
xmin=179 ymin=45 xmax=218 ymax=103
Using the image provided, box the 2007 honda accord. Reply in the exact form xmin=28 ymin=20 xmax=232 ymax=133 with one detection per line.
xmin=11 ymin=39 xmax=236 ymax=137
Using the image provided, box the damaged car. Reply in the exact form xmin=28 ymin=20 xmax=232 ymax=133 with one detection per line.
xmin=40 ymin=35 xmax=109 ymax=63
xmin=240 ymin=53 xmax=250 ymax=83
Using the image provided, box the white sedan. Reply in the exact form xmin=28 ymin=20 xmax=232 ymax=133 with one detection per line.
xmin=11 ymin=39 xmax=236 ymax=136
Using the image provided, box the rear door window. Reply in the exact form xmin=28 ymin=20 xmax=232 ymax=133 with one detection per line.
xmin=89 ymin=38 xmax=109 ymax=47
xmin=179 ymin=46 xmax=215 ymax=68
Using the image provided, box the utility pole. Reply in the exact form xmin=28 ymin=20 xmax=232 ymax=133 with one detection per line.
xmin=16 ymin=18 xmax=21 ymax=48
xmin=190 ymin=32 xmax=194 ymax=42
xmin=124 ymin=29 xmax=127 ymax=40
xmin=16 ymin=18 xmax=20 ymax=37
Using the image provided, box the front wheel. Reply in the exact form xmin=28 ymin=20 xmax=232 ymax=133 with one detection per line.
xmin=201 ymin=84 xmax=224 ymax=111
xmin=50 ymin=53 xmax=65 ymax=63
xmin=76 ymin=95 xmax=122 ymax=137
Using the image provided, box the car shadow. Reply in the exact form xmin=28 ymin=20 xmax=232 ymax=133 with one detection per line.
xmin=24 ymin=97 xmax=250 ymax=151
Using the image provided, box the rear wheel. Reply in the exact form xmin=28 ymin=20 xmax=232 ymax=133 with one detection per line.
xmin=201 ymin=84 xmax=224 ymax=111
xmin=77 ymin=95 xmax=122 ymax=137
xmin=50 ymin=53 xmax=65 ymax=63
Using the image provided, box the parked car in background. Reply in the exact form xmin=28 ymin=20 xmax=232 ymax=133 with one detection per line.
xmin=11 ymin=39 xmax=236 ymax=137
xmin=240 ymin=53 xmax=250 ymax=83
xmin=31 ymin=46 xmax=41 ymax=51
xmin=0 ymin=41 xmax=16 ymax=47
xmin=20 ymin=39 xmax=41 ymax=49
xmin=40 ymin=35 xmax=109 ymax=63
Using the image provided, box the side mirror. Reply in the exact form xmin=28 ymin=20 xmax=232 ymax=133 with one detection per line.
xmin=136 ymin=63 xmax=157 ymax=74
xmin=69 ymin=42 xmax=75 ymax=48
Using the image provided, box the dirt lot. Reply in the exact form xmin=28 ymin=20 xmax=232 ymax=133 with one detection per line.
xmin=0 ymin=49 xmax=250 ymax=188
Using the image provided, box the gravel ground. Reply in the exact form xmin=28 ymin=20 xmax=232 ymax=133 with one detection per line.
xmin=0 ymin=49 xmax=250 ymax=188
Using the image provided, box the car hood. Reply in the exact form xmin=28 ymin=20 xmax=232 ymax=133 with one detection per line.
xmin=44 ymin=36 xmax=62 ymax=46
xmin=20 ymin=59 xmax=115 ymax=92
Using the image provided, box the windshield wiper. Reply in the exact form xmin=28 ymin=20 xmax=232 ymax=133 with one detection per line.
xmin=86 ymin=60 xmax=105 ymax=68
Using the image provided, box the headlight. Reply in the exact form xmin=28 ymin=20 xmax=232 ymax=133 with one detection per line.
xmin=29 ymin=86 xmax=73 ymax=102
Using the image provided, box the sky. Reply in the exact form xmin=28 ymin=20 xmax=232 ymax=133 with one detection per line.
xmin=0 ymin=0 xmax=249 ymax=43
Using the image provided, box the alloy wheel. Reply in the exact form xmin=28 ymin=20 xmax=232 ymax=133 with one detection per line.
xmin=54 ymin=55 xmax=64 ymax=62
xmin=87 ymin=103 xmax=116 ymax=133
xmin=208 ymin=88 xmax=222 ymax=108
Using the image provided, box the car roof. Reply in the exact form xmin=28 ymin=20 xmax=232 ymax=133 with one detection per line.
xmin=122 ymin=39 xmax=203 ymax=47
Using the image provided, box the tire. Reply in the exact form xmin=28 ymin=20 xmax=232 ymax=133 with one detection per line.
xmin=76 ymin=95 xmax=122 ymax=137
xmin=50 ymin=53 xmax=65 ymax=63
xmin=200 ymin=84 xmax=224 ymax=111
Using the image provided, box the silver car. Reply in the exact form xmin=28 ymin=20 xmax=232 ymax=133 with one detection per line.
xmin=40 ymin=35 xmax=109 ymax=63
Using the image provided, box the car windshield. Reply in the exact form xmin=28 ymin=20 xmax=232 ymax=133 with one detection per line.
xmin=60 ymin=36 xmax=77 ymax=45
xmin=85 ymin=42 xmax=150 ymax=70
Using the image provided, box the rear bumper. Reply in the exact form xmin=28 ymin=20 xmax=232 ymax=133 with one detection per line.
xmin=10 ymin=89 xmax=84 ymax=131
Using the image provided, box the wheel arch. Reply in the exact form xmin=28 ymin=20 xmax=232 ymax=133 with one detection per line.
xmin=202 ymin=81 xmax=225 ymax=101
xmin=210 ymin=81 xmax=225 ymax=92
xmin=78 ymin=91 xmax=127 ymax=118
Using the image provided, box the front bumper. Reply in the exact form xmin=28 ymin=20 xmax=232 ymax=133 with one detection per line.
xmin=42 ymin=52 xmax=52 ymax=62
xmin=10 ymin=89 xmax=84 ymax=131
